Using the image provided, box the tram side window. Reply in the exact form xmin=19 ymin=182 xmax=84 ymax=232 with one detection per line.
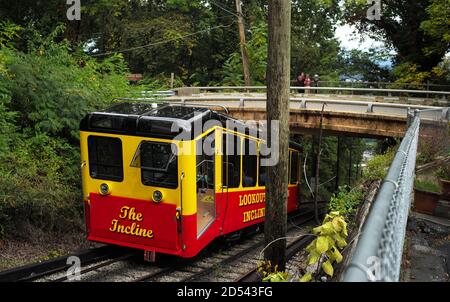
xmin=140 ymin=142 xmax=178 ymax=189
xmin=258 ymin=145 xmax=267 ymax=187
xmin=243 ymin=139 xmax=257 ymax=187
xmin=88 ymin=136 xmax=123 ymax=182
xmin=222 ymin=134 xmax=241 ymax=188
xmin=290 ymin=151 xmax=300 ymax=184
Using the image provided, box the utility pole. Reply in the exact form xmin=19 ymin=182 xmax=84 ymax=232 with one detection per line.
xmin=264 ymin=0 xmax=291 ymax=272
xmin=314 ymin=104 xmax=326 ymax=224
xmin=235 ymin=0 xmax=251 ymax=86
xmin=335 ymin=136 xmax=341 ymax=192
xmin=348 ymin=139 xmax=353 ymax=186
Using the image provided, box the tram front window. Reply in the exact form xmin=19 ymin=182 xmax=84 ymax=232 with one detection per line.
xmin=138 ymin=142 xmax=178 ymax=189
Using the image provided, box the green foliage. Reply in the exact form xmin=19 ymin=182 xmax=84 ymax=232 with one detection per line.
xmin=415 ymin=180 xmax=441 ymax=193
xmin=222 ymin=21 xmax=268 ymax=85
xmin=392 ymin=62 xmax=448 ymax=87
xmin=0 ymin=20 xmax=22 ymax=49
xmin=0 ymin=134 xmax=83 ymax=239
xmin=329 ymin=187 xmax=364 ymax=217
xmin=0 ymin=23 xmax=132 ymax=239
xmin=1 ymin=27 xmax=130 ymax=141
xmin=420 ymin=0 xmax=450 ymax=57
xmin=298 ymin=136 xmax=368 ymax=202
xmin=338 ymin=49 xmax=392 ymax=82
xmin=343 ymin=0 xmax=450 ymax=74
xmin=258 ymin=261 xmax=290 ymax=282
xmin=362 ymin=147 xmax=397 ymax=181
xmin=301 ymin=212 xmax=348 ymax=281
xmin=436 ymin=163 xmax=450 ymax=180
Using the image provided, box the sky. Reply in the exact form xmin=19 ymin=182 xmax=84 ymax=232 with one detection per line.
xmin=335 ymin=23 xmax=386 ymax=51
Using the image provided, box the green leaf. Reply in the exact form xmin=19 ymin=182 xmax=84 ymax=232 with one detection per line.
xmin=335 ymin=234 xmax=348 ymax=249
xmin=329 ymin=211 xmax=340 ymax=217
xmin=334 ymin=248 xmax=343 ymax=264
xmin=316 ymin=236 xmax=329 ymax=254
xmin=322 ymin=260 xmax=334 ymax=277
xmin=306 ymin=241 xmax=316 ymax=253
xmin=299 ymin=272 xmax=312 ymax=282
xmin=332 ymin=217 xmax=342 ymax=232
xmin=308 ymin=251 xmax=320 ymax=265
xmin=312 ymin=226 xmax=323 ymax=235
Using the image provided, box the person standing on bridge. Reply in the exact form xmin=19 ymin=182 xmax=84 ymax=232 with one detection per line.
xmin=304 ymin=74 xmax=312 ymax=94
xmin=297 ymin=72 xmax=305 ymax=93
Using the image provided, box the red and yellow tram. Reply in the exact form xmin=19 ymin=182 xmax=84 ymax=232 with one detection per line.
xmin=80 ymin=102 xmax=301 ymax=259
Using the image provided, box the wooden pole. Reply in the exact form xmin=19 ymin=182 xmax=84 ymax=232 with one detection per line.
xmin=264 ymin=0 xmax=291 ymax=272
xmin=235 ymin=0 xmax=251 ymax=86
xmin=314 ymin=104 xmax=326 ymax=224
xmin=335 ymin=136 xmax=341 ymax=192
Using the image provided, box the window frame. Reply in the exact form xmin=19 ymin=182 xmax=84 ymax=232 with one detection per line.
xmin=290 ymin=150 xmax=300 ymax=185
xmin=88 ymin=135 xmax=124 ymax=182
xmin=139 ymin=141 xmax=179 ymax=189
xmin=242 ymin=138 xmax=258 ymax=188
xmin=222 ymin=133 xmax=242 ymax=189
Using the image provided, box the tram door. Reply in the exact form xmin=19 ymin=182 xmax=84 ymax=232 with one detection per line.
xmin=195 ymin=131 xmax=216 ymax=238
xmin=221 ymin=134 xmax=242 ymax=232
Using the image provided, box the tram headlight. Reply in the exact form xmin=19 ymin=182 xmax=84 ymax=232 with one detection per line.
xmin=152 ymin=190 xmax=163 ymax=203
xmin=99 ymin=183 xmax=110 ymax=196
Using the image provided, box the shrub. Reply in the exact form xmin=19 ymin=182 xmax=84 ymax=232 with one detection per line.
xmin=0 ymin=24 xmax=132 ymax=239
xmin=329 ymin=186 xmax=364 ymax=217
xmin=415 ymin=180 xmax=441 ymax=193
xmin=436 ymin=163 xmax=450 ymax=181
xmin=362 ymin=147 xmax=396 ymax=181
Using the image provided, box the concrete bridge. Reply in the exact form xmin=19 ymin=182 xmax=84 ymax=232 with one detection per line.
xmin=156 ymin=87 xmax=450 ymax=138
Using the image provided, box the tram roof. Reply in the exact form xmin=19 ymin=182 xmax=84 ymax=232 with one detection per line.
xmin=80 ymin=102 xmax=252 ymax=140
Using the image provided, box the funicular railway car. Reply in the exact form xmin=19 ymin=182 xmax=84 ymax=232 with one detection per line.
xmin=80 ymin=102 xmax=301 ymax=259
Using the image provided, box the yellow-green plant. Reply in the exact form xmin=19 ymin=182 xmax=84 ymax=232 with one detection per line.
xmin=300 ymin=212 xmax=348 ymax=282
xmin=257 ymin=261 xmax=290 ymax=282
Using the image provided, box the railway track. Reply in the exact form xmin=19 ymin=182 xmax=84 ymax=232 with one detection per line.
xmin=0 ymin=205 xmax=325 ymax=282
xmin=0 ymin=245 xmax=135 ymax=282
xmin=134 ymin=208 xmax=325 ymax=282
xmin=236 ymin=234 xmax=314 ymax=282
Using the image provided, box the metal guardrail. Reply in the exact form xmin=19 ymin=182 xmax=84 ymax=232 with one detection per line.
xmin=343 ymin=113 xmax=421 ymax=282
xmin=175 ymin=86 xmax=450 ymax=97
xmin=140 ymin=90 xmax=176 ymax=97
xmin=313 ymin=81 xmax=450 ymax=91
xmin=166 ymin=95 xmax=450 ymax=121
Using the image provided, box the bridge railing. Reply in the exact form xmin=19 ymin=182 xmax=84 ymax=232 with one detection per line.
xmin=342 ymin=113 xmax=421 ymax=282
xmin=165 ymin=94 xmax=450 ymax=122
xmin=175 ymin=86 xmax=450 ymax=101
xmin=311 ymin=81 xmax=450 ymax=92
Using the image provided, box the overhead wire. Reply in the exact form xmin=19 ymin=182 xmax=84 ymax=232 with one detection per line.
xmin=90 ymin=22 xmax=236 ymax=57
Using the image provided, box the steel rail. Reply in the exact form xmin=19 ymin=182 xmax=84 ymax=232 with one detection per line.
xmin=236 ymin=235 xmax=314 ymax=282
xmin=52 ymin=252 xmax=138 ymax=282
xmin=0 ymin=246 xmax=130 ymax=282
xmin=135 ymin=207 xmax=325 ymax=282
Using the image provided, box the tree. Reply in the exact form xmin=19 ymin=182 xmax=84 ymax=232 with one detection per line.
xmin=338 ymin=49 xmax=392 ymax=82
xmin=343 ymin=0 xmax=450 ymax=73
xmin=264 ymin=0 xmax=291 ymax=272
xmin=291 ymin=0 xmax=341 ymax=80
xmin=235 ymin=0 xmax=251 ymax=86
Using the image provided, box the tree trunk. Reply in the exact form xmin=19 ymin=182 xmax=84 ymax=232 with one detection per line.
xmin=235 ymin=0 xmax=251 ymax=86
xmin=264 ymin=0 xmax=291 ymax=272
